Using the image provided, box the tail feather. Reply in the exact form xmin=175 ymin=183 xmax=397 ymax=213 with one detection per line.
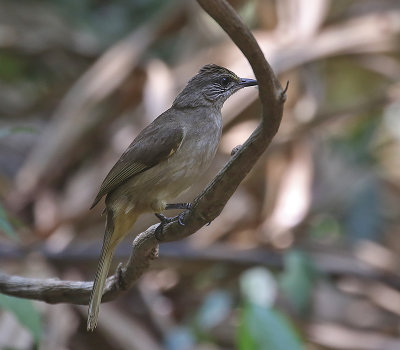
xmin=87 ymin=236 xmax=114 ymax=331
xmin=87 ymin=210 xmax=138 ymax=331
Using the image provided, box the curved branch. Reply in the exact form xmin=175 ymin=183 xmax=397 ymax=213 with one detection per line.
xmin=0 ymin=0 xmax=285 ymax=305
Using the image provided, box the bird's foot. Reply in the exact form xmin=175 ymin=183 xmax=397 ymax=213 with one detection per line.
xmin=154 ymin=210 xmax=188 ymax=241
xmin=155 ymin=213 xmax=174 ymax=224
xmin=154 ymin=213 xmax=170 ymax=241
xmin=165 ymin=202 xmax=192 ymax=225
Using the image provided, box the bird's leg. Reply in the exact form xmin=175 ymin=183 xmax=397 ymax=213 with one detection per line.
xmin=165 ymin=203 xmax=192 ymax=210
xmin=164 ymin=203 xmax=212 ymax=227
xmin=154 ymin=213 xmax=172 ymax=241
xmin=154 ymin=204 xmax=192 ymax=240
xmin=155 ymin=213 xmax=174 ymax=225
xmin=156 ymin=212 xmax=187 ymax=227
xmin=165 ymin=202 xmax=192 ymax=225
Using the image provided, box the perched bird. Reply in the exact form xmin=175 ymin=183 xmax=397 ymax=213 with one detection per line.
xmin=87 ymin=64 xmax=257 ymax=330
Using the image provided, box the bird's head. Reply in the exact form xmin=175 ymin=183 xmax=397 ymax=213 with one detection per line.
xmin=173 ymin=64 xmax=258 ymax=109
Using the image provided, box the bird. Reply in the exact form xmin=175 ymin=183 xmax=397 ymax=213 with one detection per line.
xmin=87 ymin=64 xmax=257 ymax=330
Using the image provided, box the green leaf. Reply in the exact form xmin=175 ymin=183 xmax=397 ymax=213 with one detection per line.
xmin=0 ymin=203 xmax=18 ymax=240
xmin=0 ymin=294 xmax=42 ymax=344
xmin=279 ymin=251 xmax=316 ymax=314
xmin=237 ymin=303 xmax=304 ymax=350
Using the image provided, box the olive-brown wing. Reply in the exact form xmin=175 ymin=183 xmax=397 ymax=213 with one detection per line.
xmin=91 ymin=122 xmax=184 ymax=209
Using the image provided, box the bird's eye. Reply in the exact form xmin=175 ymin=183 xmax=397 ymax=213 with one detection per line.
xmin=220 ymin=77 xmax=231 ymax=88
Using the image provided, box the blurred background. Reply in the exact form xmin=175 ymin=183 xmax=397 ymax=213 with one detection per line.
xmin=1 ymin=0 xmax=400 ymax=349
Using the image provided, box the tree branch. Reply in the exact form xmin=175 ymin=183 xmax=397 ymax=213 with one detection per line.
xmin=0 ymin=0 xmax=285 ymax=305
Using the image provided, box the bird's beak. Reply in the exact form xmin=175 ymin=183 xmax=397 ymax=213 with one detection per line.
xmin=239 ymin=78 xmax=258 ymax=87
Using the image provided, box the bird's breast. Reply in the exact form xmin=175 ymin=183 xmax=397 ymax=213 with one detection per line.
xmin=111 ymin=110 xmax=222 ymax=213
xmin=167 ymin=111 xmax=222 ymax=184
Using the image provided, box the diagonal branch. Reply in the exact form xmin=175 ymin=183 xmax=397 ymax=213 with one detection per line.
xmin=0 ymin=0 xmax=285 ymax=305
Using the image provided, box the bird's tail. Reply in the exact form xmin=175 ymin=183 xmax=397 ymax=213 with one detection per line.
xmin=87 ymin=210 xmax=138 ymax=331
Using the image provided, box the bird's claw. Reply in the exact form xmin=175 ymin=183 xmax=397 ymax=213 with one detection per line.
xmin=155 ymin=212 xmax=187 ymax=241
xmin=155 ymin=213 xmax=169 ymax=241
xmin=177 ymin=212 xmax=186 ymax=226
xmin=155 ymin=213 xmax=172 ymax=224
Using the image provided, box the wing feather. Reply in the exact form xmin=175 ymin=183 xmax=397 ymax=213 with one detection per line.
xmin=91 ymin=116 xmax=184 ymax=209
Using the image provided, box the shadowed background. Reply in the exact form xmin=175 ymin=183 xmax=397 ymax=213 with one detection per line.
xmin=1 ymin=0 xmax=400 ymax=349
